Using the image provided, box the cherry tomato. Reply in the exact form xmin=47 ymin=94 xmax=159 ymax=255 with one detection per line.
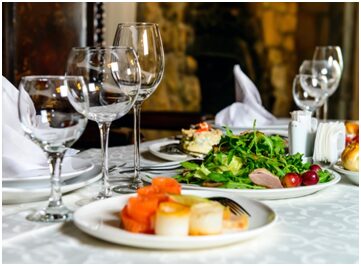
xmin=309 ymin=164 xmax=322 ymax=172
xmin=302 ymin=170 xmax=319 ymax=186
xmin=282 ymin=173 xmax=302 ymax=188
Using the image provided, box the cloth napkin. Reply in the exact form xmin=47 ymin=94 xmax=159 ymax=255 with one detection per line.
xmin=313 ymin=122 xmax=346 ymax=164
xmin=2 ymin=76 xmax=48 ymax=178
xmin=215 ymin=65 xmax=276 ymax=128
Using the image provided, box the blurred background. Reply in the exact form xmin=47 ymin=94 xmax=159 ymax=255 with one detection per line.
xmin=2 ymin=2 xmax=359 ymax=148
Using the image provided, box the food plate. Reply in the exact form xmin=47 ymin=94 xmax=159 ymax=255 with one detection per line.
xmin=3 ymin=157 xmax=94 ymax=182
xmin=142 ymin=170 xmax=341 ymax=200
xmin=2 ymin=165 xmax=102 ymax=204
xmin=148 ymin=140 xmax=193 ymax=161
xmin=333 ymin=161 xmax=359 ymax=185
xmin=73 ymin=190 xmax=277 ymax=250
xmin=209 ymin=118 xmax=289 ymax=135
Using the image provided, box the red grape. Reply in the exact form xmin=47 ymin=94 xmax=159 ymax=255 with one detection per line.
xmin=309 ymin=164 xmax=322 ymax=172
xmin=302 ymin=170 xmax=319 ymax=186
xmin=282 ymin=173 xmax=302 ymax=188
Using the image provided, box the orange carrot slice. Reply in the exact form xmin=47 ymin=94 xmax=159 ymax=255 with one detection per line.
xmin=151 ymin=177 xmax=181 ymax=194
xmin=120 ymin=206 xmax=152 ymax=234
xmin=127 ymin=196 xmax=159 ymax=224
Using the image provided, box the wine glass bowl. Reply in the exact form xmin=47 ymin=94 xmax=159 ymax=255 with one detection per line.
xmin=292 ymin=74 xmax=328 ymax=114
xmin=18 ymin=75 xmax=89 ymax=222
xmin=113 ymin=23 xmax=164 ymax=103
xmin=66 ymin=46 xmax=141 ymax=199
xmin=299 ymin=59 xmax=342 ymax=97
xmin=311 ymin=46 xmax=343 ymax=119
xmin=112 ymin=23 xmax=165 ymax=193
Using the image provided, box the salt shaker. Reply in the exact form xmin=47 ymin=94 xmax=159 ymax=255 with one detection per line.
xmin=288 ymin=111 xmax=318 ymax=157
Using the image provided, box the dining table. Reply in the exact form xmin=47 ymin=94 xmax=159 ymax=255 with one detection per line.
xmin=2 ymin=138 xmax=359 ymax=264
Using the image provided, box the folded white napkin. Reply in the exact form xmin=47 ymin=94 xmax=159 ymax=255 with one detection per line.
xmin=215 ymin=65 xmax=276 ymax=128
xmin=2 ymin=76 xmax=48 ymax=178
xmin=313 ymin=122 xmax=346 ymax=164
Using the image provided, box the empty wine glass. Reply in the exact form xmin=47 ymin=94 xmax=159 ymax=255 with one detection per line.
xmin=300 ymin=59 xmax=341 ymax=96
xmin=18 ymin=75 xmax=89 ymax=222
xmin=66 ymin=47 xmax=141 ymax=199
xmin=112 ymin=23 xmax=165 ymax=193
xmin=312 ymin=46 xmax=343 ymax=119
xmin=292 ymin=74 xmax=328 ymax=114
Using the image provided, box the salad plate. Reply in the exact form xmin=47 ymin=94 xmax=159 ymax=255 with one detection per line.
xmin=3 ymin=157 xmax=94 ymax=182
xmin=2 ymin=165 xmax=102 ymax=204
xmin=73 ymin=190 xmax=277 ymax=250
xmin=142 ymin=170 xmax=341 ymax=200
xmin=148 ymin=140 xmax=192 ymax=162
xmin=333 ymin=161 xmax=359 ymax=185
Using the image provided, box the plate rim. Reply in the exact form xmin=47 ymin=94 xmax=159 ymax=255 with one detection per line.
xmin=3 ymin=157 xmax=94 ymax=182
xmin=142 ymin=169 xmax=341 ymax=199
xmin=148 ymin=140 xmax=190 ymax=161
xmin=73 ymin=190 xmax=277 ymax=249
xmin=333 ymin=162 xmax=359 ymax=177
xmin=2 ymin=166 xmax=102 ymax=205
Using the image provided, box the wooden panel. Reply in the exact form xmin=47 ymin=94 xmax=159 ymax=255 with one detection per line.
xmin=3 ymin=2 xmax=90 ymax=86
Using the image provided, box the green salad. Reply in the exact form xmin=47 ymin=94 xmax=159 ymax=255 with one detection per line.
xmin=174 ymin=127 xmax=333 ymax=189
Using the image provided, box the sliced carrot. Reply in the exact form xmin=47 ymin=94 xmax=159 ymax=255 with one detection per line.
xmin=137 ymin=185 xmax=161 ymax=196
xmin=127 ymin=196 xmax=159 ymax=224
xmin=120 ymin=206 xmax=152 ymax=234
xmin=151 ymin=177 xmax=182 ymax=194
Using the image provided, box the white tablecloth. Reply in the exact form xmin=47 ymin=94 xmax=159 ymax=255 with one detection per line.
xmin=2 ymin=140 xmax=359 ymax=264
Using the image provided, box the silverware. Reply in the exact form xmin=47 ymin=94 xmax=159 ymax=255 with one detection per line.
xmin=208 ymin=196 xmax=251 ymax=217
xmin=108 ymin=163 xmax=127 ymax=172
xmin=159 ymin=143 xmax=205 ymax=158
xmin=116 ymin=158 xmax=202 ymax=173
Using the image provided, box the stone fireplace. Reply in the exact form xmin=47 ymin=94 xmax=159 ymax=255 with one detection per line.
xmin=135 ymin=2 xmax=358 ymax=123
xmin=137 ymin=2 xmax=299 ymax=117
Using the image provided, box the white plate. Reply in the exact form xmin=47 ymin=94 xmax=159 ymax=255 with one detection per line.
xmin=2 ymin=165 xmax=102 ymax=204
xmin=209 ymin=118 xmax=290 ymax=134
xmin=73 ymin=190 xmax=277 ymax=250
xmin=213 ymin=126 xmax=288 ymax=137
xmin=3 ymin=157 xmax=94 ymax=182
xmin=142 ymin=170 xmax=341 ymax=200
xmin=148 ymin=140 xmax=193 ymax=161
xmin=333 ymin=162 xmax=359 ymax=185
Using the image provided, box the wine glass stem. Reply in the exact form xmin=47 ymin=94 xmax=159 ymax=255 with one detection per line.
xmin=132 ymin=103 xmax=143 ymax=188
xmin=99 ymin=122 xmax=112 ymax=197
xmin=47 ymin=151 xmax=65 ymax=208
xmin=322 ymin=99 xmax=328 ymax=121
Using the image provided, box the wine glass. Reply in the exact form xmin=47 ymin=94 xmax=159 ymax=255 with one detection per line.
xmin=18 ymin=75 xmax=89 ymax=222
xmin=112 ymin=23 xmax=165 ymax=193
xmin=312 ymin=46 xmax=343 ymax=119
xmin=292 ymin=74 xmax=328 ymax=114
xmin=299 ymin=59 xmax=342 ymax=120
xmin=66 ymin=46 xmax=141 ymax=199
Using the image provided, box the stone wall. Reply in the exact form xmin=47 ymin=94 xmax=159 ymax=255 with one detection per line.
xmin=255 ymin=3 xmax=298 ymax=116
xmin=137 ymin=2 xmax=299 ymax=117
xmin=138 ymin=3 xmax=201 ymax=112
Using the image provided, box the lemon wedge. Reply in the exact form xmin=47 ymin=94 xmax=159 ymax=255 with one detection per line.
xmin=169 ymin=194 xmax=209 ymax=206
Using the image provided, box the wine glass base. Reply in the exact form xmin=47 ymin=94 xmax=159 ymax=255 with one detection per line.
xmin=94 ymin=192 xmax=113 ymax=200
xmin=112 ymin=186 xmax=137 ymax=194
xmin=112 ymin=178 xmax=145 ymax=194
xmin=75 ymin=190 xmax=114 ymax=207
xmin=26 ymin=206 xmax=73 ymax=223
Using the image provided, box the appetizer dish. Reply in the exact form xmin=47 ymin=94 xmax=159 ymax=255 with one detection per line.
xmin=119 ymin=177 xmax=249 ymax=236
xmin=175 ymin=128 xmax=334 ymax=189
xmin=345 ymin=120 xmax=359 ymax=146
xmin=341 ymin=121 xmax=359 ymax=172
xmin=180 ymin=122 xmax=223 ymax=156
